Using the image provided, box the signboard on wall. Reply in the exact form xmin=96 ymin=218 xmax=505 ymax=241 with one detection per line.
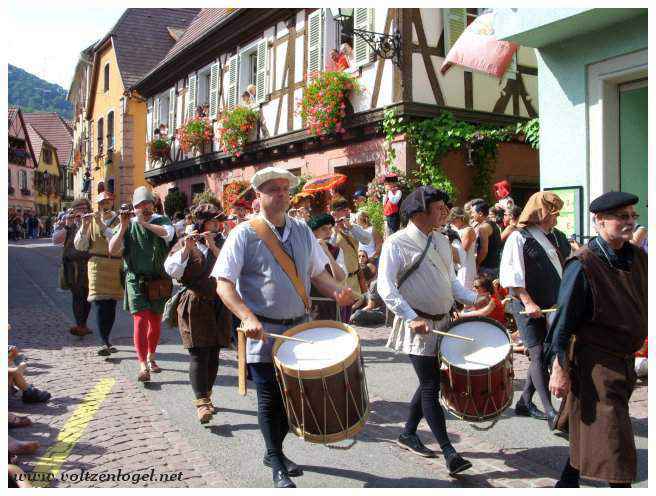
xmin=544 ymin=186 xmax=583 ymax=238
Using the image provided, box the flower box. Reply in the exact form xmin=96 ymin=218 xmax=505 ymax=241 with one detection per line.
xmin=148 ymin=138 xmax=172 ymax=162
xmin=177 ymin=117 xmax=213 ymax=155
xmin=217 ymin=106 xmax=259 ymax=157
xmin=297 ymin=71 xmax=360 ymax=137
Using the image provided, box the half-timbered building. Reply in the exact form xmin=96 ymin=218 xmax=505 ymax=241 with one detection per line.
xmin=134 ymin=8 xmax=541 ymax=205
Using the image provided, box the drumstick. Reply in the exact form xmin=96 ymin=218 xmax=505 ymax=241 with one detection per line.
xmin=237 ymin=329 xmax=247 ymax=396
xmin=237 ymin=328 xmax=315 ymax=345
xmin=519 ymin=307 xmax=559 ymax=315
xmin=431 ymin=330 xmax=475 ymax=342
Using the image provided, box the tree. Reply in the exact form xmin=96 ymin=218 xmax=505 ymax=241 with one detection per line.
xmin=164 ymin=189 xmax=187 ymax=219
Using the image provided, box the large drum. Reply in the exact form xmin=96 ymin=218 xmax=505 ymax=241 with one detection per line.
xmin=272 ymin=320 xmax=369 ymax=444
xmin=438 ymin=316 xmax=513 ymax=422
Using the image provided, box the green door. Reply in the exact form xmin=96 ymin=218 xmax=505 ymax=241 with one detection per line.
xmin=619 ymin=81 xmax=648 ymax=224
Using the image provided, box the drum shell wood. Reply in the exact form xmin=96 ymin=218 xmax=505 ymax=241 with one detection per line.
xmin=438 ymin=317 xmax=514 ymax=422
xmin=272 ymin=320 xmax=370 ymax=444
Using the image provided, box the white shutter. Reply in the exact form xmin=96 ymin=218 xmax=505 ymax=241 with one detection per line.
xmin=154 ymin=97 xmax=160 ymax=130
xmin=444 ymin=8 xmax=467 ymax=54
xmin=187 ymin=73 xmax=197 ymax=120
xmin=209 ymin=62 xmax=220 ymax=119
xmin=255 ymin=39 xmax=269 ymax=104
xmin=354 ymin=8 xmax=375 ymax=67
xmin=168 ymin=88 xmax=176 ymax=132
xmin=146 ymin=100 xmax=153 ymax=140
xmin=503 ymin=53 xmax=518 ymax=80
xmin=307 ymin=9 xmax=323 ymax=77
xmin=227 ymin=56 xmax=239 ymax=110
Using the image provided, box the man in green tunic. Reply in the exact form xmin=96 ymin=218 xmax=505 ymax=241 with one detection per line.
xmin=109 ymin=186 xmax=175 ymax=382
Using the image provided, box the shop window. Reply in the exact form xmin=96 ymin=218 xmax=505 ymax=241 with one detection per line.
xmin=191 ymin=182 xmax=206 ymax=196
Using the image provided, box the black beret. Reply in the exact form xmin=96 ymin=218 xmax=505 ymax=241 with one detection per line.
xmin=307 ymin=213 xmax=335 ymax=231
xmin=589 ymin=191 xmax=638 ymax=213
xmin=401 ymin=186 xmax=450 ymax=218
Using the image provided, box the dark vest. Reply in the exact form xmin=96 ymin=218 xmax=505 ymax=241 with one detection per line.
xmin=520 ymin=228 xmax=568 ymax=309
xmin=480 ymin=221 xmax=502 ymax=270
xmin=574 ymin=244 xmax=647 ymax=355
xmin=174 ymin=241 xmax=218 ymax=299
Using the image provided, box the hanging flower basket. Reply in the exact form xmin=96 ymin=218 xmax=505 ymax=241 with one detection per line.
xmin=217 ymin=106 xmax=259 ymax=157
xmin=177 ymin=117 xmax=213 ymax=154
xmin=148 ymin=138 xmax=171 ymax=162
xmin=297 ymin=71 xmax=360 ymax=137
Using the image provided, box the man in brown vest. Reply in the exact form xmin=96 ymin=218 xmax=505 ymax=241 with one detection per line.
xmin=547 ymin=191 xmax=647 ymax=488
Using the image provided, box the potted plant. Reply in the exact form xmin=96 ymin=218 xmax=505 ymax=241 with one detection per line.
xmin=217 ymin=106 xmax=259 ymax=157
xmin=222 ymin=180 xmax=250 ymax=207
xmin=177 ymin=117 xmax=213 ymax=156
xmin=148 ymin=138 xmax=171 ymax=163
xmin=297 ymin=71 xmax=360 ymax=137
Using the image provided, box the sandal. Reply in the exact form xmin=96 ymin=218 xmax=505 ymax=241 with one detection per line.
xmin=137 ymin=369 xmax=151 ymax=382
xmin=8 ymin=413 xmax=32 ymax=428
xmin=147 ymin=360 xmax=162 ymax=373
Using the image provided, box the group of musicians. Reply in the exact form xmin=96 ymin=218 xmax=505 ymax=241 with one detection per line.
xmin=64 ymin=165 xmax=646 ymax=489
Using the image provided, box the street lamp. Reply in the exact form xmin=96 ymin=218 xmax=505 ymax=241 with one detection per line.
xmin=329 ymin=8 xmax=402 ymax=67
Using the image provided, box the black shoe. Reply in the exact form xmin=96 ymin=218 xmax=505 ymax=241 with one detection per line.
xmin=22 ymin=385 xmax=51 ymax=403
xmin=396 ymin=433 xmax=438 ymax=458
xmin=264 ymin=455 xmax=303 ymax=477
xmin=514 ymin=399 xmax=547 ymax=420
xmin=273 ymin=469 xmax=296 ymax=488
xmin=547 ymin=409 xmax=560 ymax=431
xmin=107 ymin=344 xmax=118 ymax=353
xmin=446 ymin=453 xmax=473 ymax=476
xmin=97 ymin=347 xmax=111 ymax=356
xmin=555 ymin=479 xmax=580 ymax=488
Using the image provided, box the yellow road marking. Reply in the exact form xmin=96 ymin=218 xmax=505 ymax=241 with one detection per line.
xmin=31 ymin=377 xmax=116 ymax=487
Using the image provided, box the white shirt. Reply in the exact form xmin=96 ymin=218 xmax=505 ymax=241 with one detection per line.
xmin=164 ymin=242 xmax=210 ymax=280
xmin=211 ymin=214 xmax=330 ymax=283
xmin=358 ymin=226 xmax=377 ymax=258
xmin=378 ymin=222 xmax=477 ymax=321
xmin=500 ymin=226 xmax=563 ymax=293
xmin=385 ymin=190 xmax=402 ymax=205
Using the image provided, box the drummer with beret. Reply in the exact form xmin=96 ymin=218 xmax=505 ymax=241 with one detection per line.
xmin=211 ymin=166 xmax=356 ymax=488
xmin=546 ymin=191 xmax=647 ymax=488
xmin=499 ymin=191 xmax=571 ymax=426
xmin=164 ymin=203 xmax=232 ymax=424
xmin=378 ymin=185 xmax=485 ymax=476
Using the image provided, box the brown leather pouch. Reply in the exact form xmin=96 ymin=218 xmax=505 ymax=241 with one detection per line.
xmin=146 ymin=278 xmax=173 ymax=301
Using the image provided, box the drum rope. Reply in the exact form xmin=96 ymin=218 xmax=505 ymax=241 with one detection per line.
xmin=278 ymin=367 xmax=303 ymax=439
xmin=297 ymin=370 xmax=322 ymax=440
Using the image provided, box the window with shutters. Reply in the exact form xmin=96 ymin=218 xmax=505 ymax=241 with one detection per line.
xmin=237 ymin=39 xmax=268 ymax=105
xmin=107 ymin=111 xmax=114 ymax=151
xmin=196 ymin=66 xmax=212 ymax=117
xmin=103 ymin=63 xmax=110 ymax=92
xmin=186 ymin=74 xmax=198 ymax=121
xmin=352 ymin=8 xmax=375 ymax=68
xmin=444 ymin=8 xmax=487 ymax=54
xmin=307 ymin=9 xmax=324 ymax=77
xmin=97 ymin=118 xmax=104 ymax=155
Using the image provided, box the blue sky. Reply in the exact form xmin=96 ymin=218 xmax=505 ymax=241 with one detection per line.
xmin=8 ymin=3 xmax=126 ymax=89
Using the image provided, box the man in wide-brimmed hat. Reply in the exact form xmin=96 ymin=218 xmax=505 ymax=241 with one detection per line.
xmin=109 ymin=186 xmax=176 ymax=383
xmin=500 ymin=191 xmax=571 ymax=428
xmin=164 ymin=203 xmax=232 ymax=424
xmin=53 ymin=198 xmax=93 ymax=337
xmin=74 ymin=191 xmax=123 ymax=355
xmin=212 ymin=166 xmax=355 ymax=488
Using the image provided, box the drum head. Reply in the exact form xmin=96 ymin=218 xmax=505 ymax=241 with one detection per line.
xmin=440 ymin=317 xmax=510 ymax=370
xmin=276 ymin=326 xmax=357 ymax=371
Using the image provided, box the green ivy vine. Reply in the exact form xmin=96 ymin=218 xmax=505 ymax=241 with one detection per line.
xmin=382 ymin=108 xmax=539 ymax=203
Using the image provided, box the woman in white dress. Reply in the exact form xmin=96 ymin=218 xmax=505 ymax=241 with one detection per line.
xmin=448 ymin=207 xmax=477 ymax=290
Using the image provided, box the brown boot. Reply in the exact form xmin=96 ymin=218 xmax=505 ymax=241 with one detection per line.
xmin=69 ymin=325 xmax=91 ymax=337
xmin=195 ymin=397 xmax=213 ymax=424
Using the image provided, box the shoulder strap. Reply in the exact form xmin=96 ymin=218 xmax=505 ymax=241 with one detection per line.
xmin=250 ymin=218 xmax=311 ymax=311
xmin=398 ymin=235 xmax=432 ymax=289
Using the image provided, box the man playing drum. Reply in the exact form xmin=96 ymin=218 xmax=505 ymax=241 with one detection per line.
xmin=547 ymin=192 xmax=647 ymax=488
xmin=378 ymin=186 xmax=486 ymax=476
xmin=212 ymin=166 xmax=355 ymax=489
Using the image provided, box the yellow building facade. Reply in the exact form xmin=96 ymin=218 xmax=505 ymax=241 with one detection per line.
xmin=35 ymin=143 xmax=62 ymax=215
xmin=87 ymin=42 xmax=148 ymax=207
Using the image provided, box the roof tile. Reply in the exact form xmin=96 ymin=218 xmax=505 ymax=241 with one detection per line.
xmin=23 ymin=112 xmax=74 ymax=166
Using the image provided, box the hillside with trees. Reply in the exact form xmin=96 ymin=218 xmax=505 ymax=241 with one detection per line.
xmin=8 ymin=64 xmax=73 ymax=120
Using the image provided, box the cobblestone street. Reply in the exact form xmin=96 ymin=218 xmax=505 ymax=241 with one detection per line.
xmin=8 ymin=240 xmax=648 ymax=488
